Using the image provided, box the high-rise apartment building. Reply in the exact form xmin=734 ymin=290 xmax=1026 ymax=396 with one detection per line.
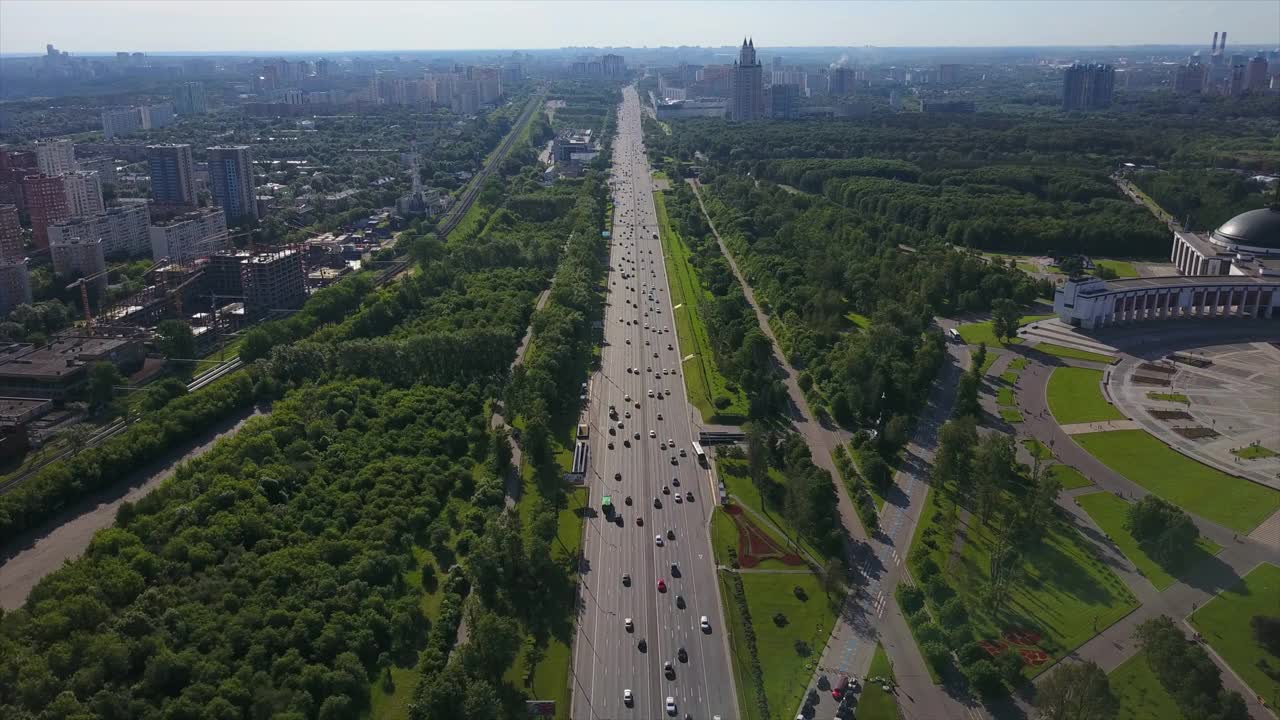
xmin=939 ymin=64 xmax=961 ymax=84
xmin=174 ymin=82 xmax=208 ymax=115
xmin=1174 ymin=61 xmax=1207 ymax=94
xmin=48 ymin=200 xmax=151 ymax=258
xmin=1062 ymin=63 xmax=1115 ymax=111
xmin=61 ymin=170 xmax=104 ymax=217
xmin=207 ymin=146 xmax=258 ymax=224
xmin=828 ymin=66 xmax=856 ymax=96
xmin=148 ymin=144 xmax=198 ymax=208
xmin=34 ymin=139 xmax=77 ymax=176
xmin=101 ymin=108 xmax=144 ymax=140
xmin=243 ymin=247 xmax=306 ymax=316
xmin=21 ymin=174 xmax=70 ymax=248
xmin=141 ymin=103 xmax=176 ymax=130
xmin=0 ymin=259 xmax=32 ymax=316
xmin=602 ymin=54 xmax=626 ymax=78
xmin=0 ymin=204 xmax=23 ymax=260
xmin=765 ymin=83 xmax=799 ymax=119
xmin=1246 ymin=54 xmax=1269 ymax=92
xmin=1229 ymin=64 xmax=1249 ymax=97
xmin=50 ymin=235 xmax=107 ymax=291
xmin=149 ymin=207 xmax=228 ymax=262
xmin=730 ymin=38 xmax=764 ymax=121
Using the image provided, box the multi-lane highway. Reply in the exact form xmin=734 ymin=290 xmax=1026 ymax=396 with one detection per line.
xmin=570 ymin=86 xmax=735 ymax=720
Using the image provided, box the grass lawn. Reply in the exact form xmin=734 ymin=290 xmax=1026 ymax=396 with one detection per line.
xmin=1076 ymin=491 xmax=1221 ymax=591
xmin=711 ymin=508 xmax=738 ymax=566
xmin=997 ymin=387 xmax=1016 ymax=406
xmin=1094 ymin=259 xmax=1140 ymax=278
xmin=741 ymin=572 xmax=837 ymax=718
xmin=1147 ymin=391 xmax=1190 ymax=404
xmin=977 ymin=351 xmax=999 ymax=375
xmin=999 ymin=407 xmax=1024 ymax=423
xmin=858 ymin=644 xmax=900 ymax=720
xmin=956 ymin=313 xmax=1052 ymax=347
xmin=1000 ymin=370 xmax=1020 ymax=385
xmin=845 ymin=311 xmax=872 ymax=329
xmin=1007 ymin=357 xmax=1030 ymax=372
xmin=1233 ymin=445 xmax=1278 ymax=460
xmin=1049 ymin=464 xmax=1093 ymax=490
xmin=1110 ymin=650 xmax=1183 ymax=720
xmin=719 ymin=457 xmax=826 ymax=564
xmin=1075 ymin=430 xmax=1280 ymax=534
xmin=1189 ymin=563 xmax=1280 ymax=707
xmin=655 ymin=191 xmax=748 ymax=423
xmin=719 ymin=572 xmax=765 ymax=720
xmin=1047 ymin=367 xmax=1125 ymax=425
xmin=944 ymin=502 xmax=1139 ymax=677
xmin=1033 ymin=342 xmax=1116 ymax=364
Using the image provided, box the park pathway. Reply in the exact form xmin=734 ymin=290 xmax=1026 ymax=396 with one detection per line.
xmin=1013 ymin=353 xmax=1279 ymax=719
xmin=689 ymin=180 xmax=981 ymax=720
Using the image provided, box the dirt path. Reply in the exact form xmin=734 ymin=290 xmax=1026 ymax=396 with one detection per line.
xmin=0 ymin=406 xmax=266 ymax=610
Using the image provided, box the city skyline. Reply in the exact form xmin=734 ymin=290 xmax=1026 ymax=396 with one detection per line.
xmin=2 ymin=0 xmax=1278 ymax=55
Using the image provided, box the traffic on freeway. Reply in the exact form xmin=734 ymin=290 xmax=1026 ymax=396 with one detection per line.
xmin=570 ymin=85 xmax=735 ymax=720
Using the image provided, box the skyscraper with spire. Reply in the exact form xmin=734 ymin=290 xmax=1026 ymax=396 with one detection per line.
xmin=730 ymin=38 xmax=763 ymax=121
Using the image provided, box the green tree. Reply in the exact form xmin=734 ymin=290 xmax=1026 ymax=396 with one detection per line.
xmin=155 ymin=319 xmax=196 ymax=360
xmin=1124 ymin=496 xmax=1199 ymax=567
xmin=1034 ymin=660 xmax=1118 ymax=720
xmin=87 ymin=362 xmax=124 ymax=412
xmin=990 ymin=298 xmax=1022 ymax=341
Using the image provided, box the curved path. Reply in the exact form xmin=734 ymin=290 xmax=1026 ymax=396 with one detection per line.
xmin=689 ymin=180 xmax=982 ymax=719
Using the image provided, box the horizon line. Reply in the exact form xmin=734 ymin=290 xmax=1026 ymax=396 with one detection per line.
xmin=5 ymin=40 xmax=1280 ymax=58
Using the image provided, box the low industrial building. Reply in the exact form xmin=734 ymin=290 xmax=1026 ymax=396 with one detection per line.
xmin=0 ymin=336 xmax=145 ymax=399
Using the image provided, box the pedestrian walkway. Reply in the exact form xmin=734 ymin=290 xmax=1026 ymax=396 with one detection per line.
xmin=1060 ymin=419 xmax=1141 ymax=434
xmin=691 ymin=180 xmax=981 ymax=720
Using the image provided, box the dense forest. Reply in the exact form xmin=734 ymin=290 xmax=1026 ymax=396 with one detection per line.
xmin=0 ymin=84 xmax=616 ymax=720
xmin=1132 ymin=169 xmax=1273 ymax=232
xmin=696 ymin=173 xmax=1046 ymax=458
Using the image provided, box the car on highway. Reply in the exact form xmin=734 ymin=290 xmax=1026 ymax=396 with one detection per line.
xmin=654 ymin=496 xmax=661 ymax=508
xmin=614 ymin=472 xmax=621 ymax=480
xmin=650 ymin=430 xmax=657 ymax=438
xmin=655 ymin=534 xmax=664 ymax=546
xmin=657 ymin=412 xmax=663 ymax=420
xmin=678 ymin=647 xmax=688 ymax=663
xmin=657 ymin=578 xmax=667 ymax=592
xmin=676 ymin=594 xmax=685 ymax=608
xmin=665 ymin=697 xmax=676 ymax=715
xmin=687 ymin=491 xmax=694 ymax=502
xmin=625 ymin=618 xmax=633 ymax=632
xmin=623 ymin=689 xmax=633 ymax=706
xmin=667 ymin=529 xmax=675 ymax=539
xmin=622 ymin=574 xmax=631 ymax=586
xmin=700 ymin=616 xmax=711 ymax=632
xmin=664 ymin=661 xmax=675 ymax=679
xmin=680 ymin=448 xmax=687 ymax=457
xmin=662 ymin=485 xmax=670 ymax=494
xmin=675 ymin=494 xmax=683 ymax=504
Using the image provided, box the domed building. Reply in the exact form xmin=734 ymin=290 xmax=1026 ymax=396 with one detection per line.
xmin=1171 ymin=206 xmax=1280 ymax=278
xmin=1055 ymin=207 xmax=1280 ymax=329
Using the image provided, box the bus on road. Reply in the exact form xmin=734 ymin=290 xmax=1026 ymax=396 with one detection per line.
xmin=691 ymin=441 xmax=707 ymax=466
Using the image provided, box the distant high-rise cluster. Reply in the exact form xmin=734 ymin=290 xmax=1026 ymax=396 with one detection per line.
xmin=1176 ymin=31 xmax=1270 ymax=97
xmin=1062 ymin=63 xmax=1114 ymax=111
xmin=730 ymin=38 xmax=763 ymax=121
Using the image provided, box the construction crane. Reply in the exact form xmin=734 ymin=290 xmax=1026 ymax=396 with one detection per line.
xmin=65 ymin=258 xmax=170 ymax=329
xmin=66 ymin=268 xmax=112 ymax=327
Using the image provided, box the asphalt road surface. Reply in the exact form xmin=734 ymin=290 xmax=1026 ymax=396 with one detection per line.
xmin=570 ymin=85 xmax=735 ymax=720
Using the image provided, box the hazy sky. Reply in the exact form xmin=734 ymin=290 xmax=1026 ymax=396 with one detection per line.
xmin=2 ymin=0 xmax=1278 ymax=54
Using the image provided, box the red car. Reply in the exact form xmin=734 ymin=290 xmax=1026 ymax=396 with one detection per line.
xmin=831 ymin=674 xmax=850 ymax=700
xmin=657 ymin=578 xmax=667 ymax=593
